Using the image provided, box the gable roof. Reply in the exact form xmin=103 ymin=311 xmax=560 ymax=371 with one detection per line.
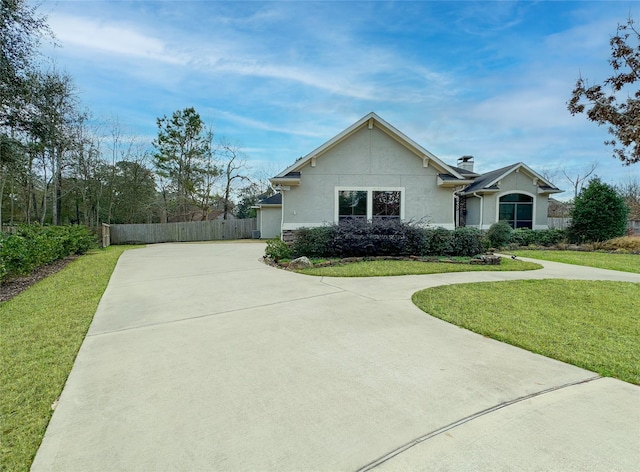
xmin=256 ymin=193 xmax=282 ymax=206
xmin=272 ymin=112 xmax=465 ymax=181
xmin=460 ymin=162 xmax=561 ymax=195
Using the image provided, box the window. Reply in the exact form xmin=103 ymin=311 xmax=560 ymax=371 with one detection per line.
xmin=499 ymin=193 xmax=533 ymax=229
xmin=338 ymin=190 xmax=367 ymax=220
xmin=337 ymin=188 xmax=403 ymax=221
xmin=373 ymin=191 xmax=401 ymax=220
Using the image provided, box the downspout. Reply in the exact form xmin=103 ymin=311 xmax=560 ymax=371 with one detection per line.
xmin=279 ymin=189 xmax=285 ymax=241
xmin=473 ymin=192 xmax=483 ymax=229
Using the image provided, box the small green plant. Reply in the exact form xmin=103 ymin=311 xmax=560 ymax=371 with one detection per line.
xmin=487 ymin=221 xmax=512 ymax=248
xmin=264 ymin=238 xmax=291 ymax=262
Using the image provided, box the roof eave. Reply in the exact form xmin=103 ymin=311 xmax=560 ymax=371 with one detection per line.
xmin=270 ymin=177 xmax=301 ymax=186
xmin=437 ymin=176 xmax=475 ymax=187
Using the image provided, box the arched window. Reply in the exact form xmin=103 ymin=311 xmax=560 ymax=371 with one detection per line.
xmin=499 ymin=193 xmax=533 ymax=229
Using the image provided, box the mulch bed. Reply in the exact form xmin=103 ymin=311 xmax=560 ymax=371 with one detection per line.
xmin=0 ymin=256 xmax=78 ymax=303
xmin=266 ymin=254 xmax=501 ymax=270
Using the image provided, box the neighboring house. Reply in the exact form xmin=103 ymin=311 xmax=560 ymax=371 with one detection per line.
xmin=255 ymin=112 xmax=561 ymax=240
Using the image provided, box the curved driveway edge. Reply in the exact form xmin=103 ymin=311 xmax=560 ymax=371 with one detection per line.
xmin=32 ymin=243 xmax=640 ymax=471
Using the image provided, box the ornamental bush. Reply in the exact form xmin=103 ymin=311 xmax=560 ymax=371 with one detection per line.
xmin=291 ymin=226 xmax=336 ymax=258
xmin=0 ymin=225 xmax=97 ymax=283
xmin=568 ymin=178 xmax=629 ymax=243
xmin=452 ymin=227 xmax=485 ymax=256
xmin=264 ymin=238 xmax=291 ymax=262
xmin=486 ymin=221 xmax=512 ymax=248
xmin=278 ymin=220 xmax=486 ymax=259
xmin=510 ymin=228 xmax=566 ymax=247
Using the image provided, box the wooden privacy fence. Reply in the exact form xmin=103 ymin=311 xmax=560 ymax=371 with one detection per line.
xmin=109 ymin=219 xmax=257 ymax=245
xmin=548 ymin=217 xmax=640 ymax=234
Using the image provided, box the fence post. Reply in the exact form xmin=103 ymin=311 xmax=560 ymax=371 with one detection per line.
xmin=102 ymin=223 xmax=111 ymax=248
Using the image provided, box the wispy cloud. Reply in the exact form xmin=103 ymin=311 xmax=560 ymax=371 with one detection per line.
xmin=48 ymin=14 xmax=184 ymax=64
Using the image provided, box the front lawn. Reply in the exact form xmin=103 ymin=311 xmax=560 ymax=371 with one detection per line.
xmin=297 ymin=257 xmax=541 ymax=277
xmin=0 ymin=245 xmax=141 ymax=472
xmin=510 ymin=250 xmax=640 ymax=274
xmin=412 ymin=280 xmax=640 ymax=384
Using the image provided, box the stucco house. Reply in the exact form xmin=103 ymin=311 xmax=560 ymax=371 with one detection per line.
xmin=256 ymin=112 xmax=561 ymax=240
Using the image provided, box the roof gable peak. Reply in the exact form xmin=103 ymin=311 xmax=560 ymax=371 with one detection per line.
xmin=274 ymin=112 xmax=463 ymax=179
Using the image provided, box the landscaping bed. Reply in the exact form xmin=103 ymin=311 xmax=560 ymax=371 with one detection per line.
xmin=265 ymin=254 xmax=503 ymax=270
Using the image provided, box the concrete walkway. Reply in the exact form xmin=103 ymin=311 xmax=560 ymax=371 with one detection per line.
xmin=32 ymin=243 xmax=640 ymax=471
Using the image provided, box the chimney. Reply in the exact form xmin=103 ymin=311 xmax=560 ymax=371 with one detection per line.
xmin=457 ymin=155 xmax=474 ymax=172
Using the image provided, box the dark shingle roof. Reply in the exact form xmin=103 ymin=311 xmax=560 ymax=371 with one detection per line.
xmin=448 ymin=165 xmax=480 ymax=177
xmin=258 ymin=193 xmax=282 ymax=205
xmin=463 ymin=163 xmax=520 ymax=193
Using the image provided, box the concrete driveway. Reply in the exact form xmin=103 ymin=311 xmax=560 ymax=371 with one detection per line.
xmin=32 ymin=242 xmax=640 ymax=471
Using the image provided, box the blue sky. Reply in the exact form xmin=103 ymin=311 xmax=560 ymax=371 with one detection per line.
xmin=40 ymin=0 xmax=639 ymax=198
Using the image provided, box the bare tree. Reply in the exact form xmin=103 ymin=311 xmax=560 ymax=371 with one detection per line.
xmin=562 ymin=162 xmax=599 ymax=200
xmin=217 ymin=138 xmax=250 ymax=220
xmin=615 ymin=177 xmax=640 ymax=219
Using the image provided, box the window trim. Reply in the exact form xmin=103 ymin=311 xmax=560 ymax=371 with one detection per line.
xmin=335 ymin=187 xmax=405 ymax=222
xmin=497 ymin=191 xmax=535 ymax=229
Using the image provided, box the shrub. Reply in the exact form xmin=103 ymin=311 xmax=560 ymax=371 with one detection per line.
xmin=330 ymin=219 xmax=423 ymax=257
xmin=291 ymin=226 xmax=336 ymax=258
xmin=487 ymin=221 xmax=512 ymax=248
xmin=423 ymin=227 xmax=454 ymax=256
xmin=599 ymin=236 xmax=640 ymax=252
xmin=509 ymin=228 xmax=566 ymax=247
xmin=452 ymin=227 xmax=484 ymax=256
xmin=568 ymin=178 xmax=629 ymax=243
xmin=270 ymin=221 xmax=489 ymax=260
xmin=0 ymin=225 xmax=97 ymax=283
xmin=264 ymin=238 xmax=291 ymax=261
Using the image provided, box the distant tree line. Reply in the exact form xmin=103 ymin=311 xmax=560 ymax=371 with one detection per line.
xmin=1 ymin=1 xmax=268 ymax=227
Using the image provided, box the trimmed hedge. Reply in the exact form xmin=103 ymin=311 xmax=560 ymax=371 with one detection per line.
xmin=264 ymin=221 xmax=568 ymax=262
xmin=0 ymin=225 xmax=97 ymax=283
xmin=509 ymin=228 xmax=566 ymax=247
xmin=289 ymin=220 xmax=485 ymax=259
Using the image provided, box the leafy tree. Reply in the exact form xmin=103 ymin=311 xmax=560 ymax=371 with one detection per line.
xmin=568 ymin=177 xmax=629 ymax=243
xmin=568 ymin=17 xmax=640 ymax=165
xmin=152 ymin=107 xmax=218 ymax=221
xmin=1 ymin=0 xmax=51 ymax=129
xmin=110 ymin=160 xmax=157 ymax=223
xmin=28 ymin=70 xmax=84 ymax=225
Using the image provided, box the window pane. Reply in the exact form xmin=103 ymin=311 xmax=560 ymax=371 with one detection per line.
xmin=339 ymin=190 xmax=367 ymax=219
xmin=373 ymin=191 xmax=400 ymax=219
xmin=500 ymin=193 xmax=533 ymax=203
xmin=516 ymin=204 xmax=532 ymax=220
xmin=499 ymin=203 xmax=514 ymax=221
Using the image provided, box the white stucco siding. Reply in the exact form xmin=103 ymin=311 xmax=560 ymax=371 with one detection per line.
xmin=465 ymin=196 xmax=481 ymax=227
xmin=401 ymin=175 xmax=454 ymax=225
xmin=258 ymin=207 xmax=282 ymax=239
xmin=480 ymin=171 xmax=549 ymax=229
xmin=280 ymin=125 xmax=455 ymax=229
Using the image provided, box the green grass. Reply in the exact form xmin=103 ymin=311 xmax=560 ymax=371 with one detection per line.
xmin=511 ymin=250 xmax=640 ymax=274
xmin=0 ymin=245 xmax=141 ymax=472
xmin=297 ymin=257 xmax=542 ymax=277
xmin=412 ymin=280 xmax=640 ymax=384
